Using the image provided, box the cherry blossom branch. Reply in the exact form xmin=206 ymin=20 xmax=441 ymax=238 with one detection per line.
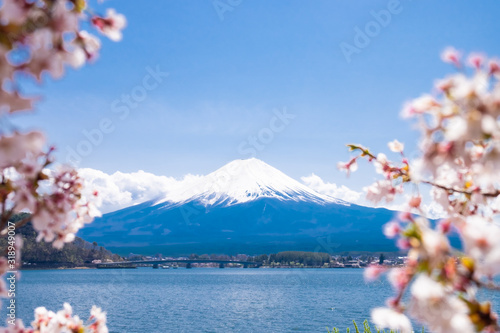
xmin=344 ymin=48 xmax=500 ymax=333
xmin=0 ymin=1 xmax=127 ymax=331
xmin=475 ymin=280 xmax=500 ymax=291
xmin=422 ymin=180 xmax=500 ymax=198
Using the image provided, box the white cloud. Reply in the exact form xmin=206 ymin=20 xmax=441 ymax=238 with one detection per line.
xmin=301 ymin=173 xmax=362 ymax=203
xmin=78 ymin=168 xmax=202 ymax=214
xmin=80 ymin=168 xmax=447 ymax=220
xmin=301 ymin=174 xmax=446 ymax=219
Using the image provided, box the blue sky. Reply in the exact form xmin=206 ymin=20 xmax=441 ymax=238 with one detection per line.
xmin=13 ymin=0 xmax=500 ymax=192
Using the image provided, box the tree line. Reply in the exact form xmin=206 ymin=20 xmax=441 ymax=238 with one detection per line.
xmin=6 ymin=213 xmax=121 ymax=268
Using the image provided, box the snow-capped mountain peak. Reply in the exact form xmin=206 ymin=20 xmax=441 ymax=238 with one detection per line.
xmin=155 ymin=158 xmax=347 ymax=207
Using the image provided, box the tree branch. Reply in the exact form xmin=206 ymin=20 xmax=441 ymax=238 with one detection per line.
xmin=422 ymin=180 xmax=500 ymax=198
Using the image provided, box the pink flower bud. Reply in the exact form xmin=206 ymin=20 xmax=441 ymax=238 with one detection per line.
xmin=409 ymin=196 xmax=422 ymax=208
xmin=438 ymin=219 xmax=452 ymax=234
xmin=467 ymin=53 xmax=485 ymax=70
xmin=489 ymin=59 xmax=500 ymax=75
xmin=441 ymin=47 xmax=461 ymax=67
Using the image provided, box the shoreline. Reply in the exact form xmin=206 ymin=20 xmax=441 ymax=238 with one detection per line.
xmin=20 ymin=265 xmax=371 ymax=271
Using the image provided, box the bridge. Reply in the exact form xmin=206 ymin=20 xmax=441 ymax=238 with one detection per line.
xmin=96 ymin=259 xmax=262 ymax=269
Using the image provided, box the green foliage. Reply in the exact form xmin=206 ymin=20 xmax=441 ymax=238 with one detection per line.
xmin=327 ymin=320 xmax=424 ymax=333
xmin=268 ymin=251 xmax=330 ymax=266
xmin=5 ymin=213 xmax=121 ymax=268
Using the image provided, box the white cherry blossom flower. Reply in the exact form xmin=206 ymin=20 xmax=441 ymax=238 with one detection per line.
xmin=371 ymin=307 xmax=413 ymax=333
xmin=461 ymin=216 xmax=500 ymax=277
xmin=388 ymin=140 xmax=404 ymax=153
xmin=364 ymin=180 xmax=401 ymax=204
xmin=0 ymin=131 xmax=45 ymax=168
xmin=401 ymin=94 xmax=439 ymax=118
xmin=410 ymin=275 xmax=474 ymax=333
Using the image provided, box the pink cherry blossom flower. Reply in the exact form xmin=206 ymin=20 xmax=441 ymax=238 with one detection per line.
xmin=89 ymin=305 xmax=108 ymax=333
xmin=364 ymin=264 xmax=387 ymax=282
xmin=0 ymin=1 xmax=125 ymax=331
xmin=336 ymin=158 xmax=358 ymax=176
xmin=51 ymin=0 xmax=79 ymax=33
xmin=396 ymin=237 xmax=411 ymax=250
xmin=77 ymin=31 xmax=101 ymax=61
xmin=441 ymin=46 xmax=461 ymax=66
xmin=383 ymin=221 xmax=401 ymax=238
xmin=408 ymin=196 xmax=422 ymax=208
xmin=340 ymin=48 xmax=500 ymax=332
xmin=0 ymin=131 xmax=45 ymax=168
xmin=438 ymin=219 xmax=452 ymax=234
xmin=12 ymin=183 xmax=37 ymax=213
xmin=91 ymin=9 xmax=127 ymax=42
xmin=398 ymin=211 xmax=413 ymax=222
xmin=0 ymin=90 xmax=34 ymax=114
xmin=488 ymin=58 xmax=500 ymax=75
xmin=387 ymin=268 xmax=410 ymax=291
xmin=0 ymin=0 xmax=29 ymax=24
xmin=467 ymin=52 xmax=486 ymax=70
xmin=364 ymin=180 xmax=401 ymax=204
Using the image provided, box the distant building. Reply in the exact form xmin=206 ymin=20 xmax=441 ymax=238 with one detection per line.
xmin=344 ymin=260 xmax=361 ymax=268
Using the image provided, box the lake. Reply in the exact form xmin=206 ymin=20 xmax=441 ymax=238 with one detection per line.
xmin=12 ymin=268 xmax=500 ymax=332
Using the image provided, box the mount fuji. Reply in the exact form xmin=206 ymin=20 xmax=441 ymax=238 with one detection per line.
xmin=155 ymin=158 xmax=346 ymax=207
xmin=78 ymin=159 xmax=399 ymax=255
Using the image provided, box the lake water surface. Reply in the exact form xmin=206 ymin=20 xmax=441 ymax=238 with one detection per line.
xmin=12 ymin=268 xmax=500 ymax=332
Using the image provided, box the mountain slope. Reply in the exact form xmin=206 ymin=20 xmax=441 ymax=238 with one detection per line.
xmin=78 ymin=159 xmax=398 ymax=255
xmin=9 ymin=213 xmax=121 ymax=267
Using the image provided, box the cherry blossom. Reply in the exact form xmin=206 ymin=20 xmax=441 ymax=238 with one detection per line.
xmin=387 ymin=268 xmax=410 ymax=291
xmin=388 ymin=139 xmax=404 ymax=153
xmin=0 ymin=90 xmax=34 ymax=114
xmin=91 ymin=8 xmax=127 ymax=42
xmin=27 ymin=303 xmax=108 ymax=333
xmin=341 ymin=48 xmax=500 ymax=332
xmin=364 ymin=264 xmax=387 ymax=282
xmin=0 ymin=0 xmax=30 ymax=24
xmin=371 ymin=307 xmax=413 ymax=333
xmin=441 ymin=46 xmax=461 ymax=67
xmin=0 ymin=131 xmax=45 ymax=168
xmin=383 ymin=221 xmax=401 ymax=238
xmin=364 ymin=180 xmax=402 ymax=204
xmin=0 ymin=1 xmax=124 ymax=331
xmin=336 ymin=157 xmax=358 ymax=176
xmin=409 ymin=275 xmax=474 ymax=333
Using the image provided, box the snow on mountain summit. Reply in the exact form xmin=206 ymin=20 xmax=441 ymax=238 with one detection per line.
xmin=155 ymin=158 xmax=348 ymax=207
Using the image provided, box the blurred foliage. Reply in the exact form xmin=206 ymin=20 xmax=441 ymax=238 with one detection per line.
xmin=5 ymin=213 xmax=122 ymax=268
